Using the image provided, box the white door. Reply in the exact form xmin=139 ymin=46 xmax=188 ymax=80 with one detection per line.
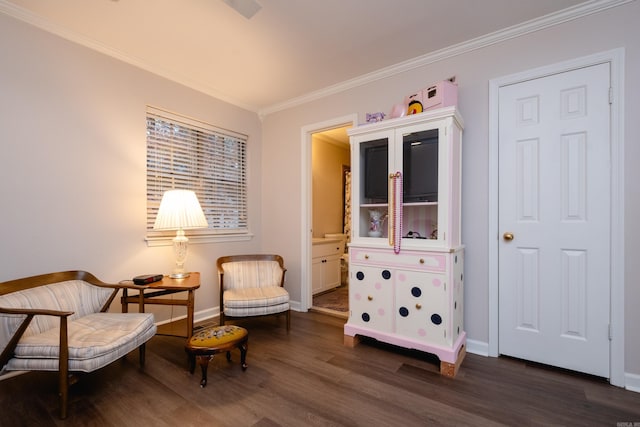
xmin=498 ymin=63 xmax=611 ymax=377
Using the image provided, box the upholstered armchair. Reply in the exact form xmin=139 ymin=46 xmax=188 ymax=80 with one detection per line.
xmin=217 ymin=254 xmax=290 ymax=331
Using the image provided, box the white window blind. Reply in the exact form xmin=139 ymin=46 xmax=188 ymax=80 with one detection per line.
xmin=146 ymin=106 xmax=248 ymax=241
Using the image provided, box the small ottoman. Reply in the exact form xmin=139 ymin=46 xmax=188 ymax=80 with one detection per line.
xmin=185 ymin=324 xmax=248 ymax=387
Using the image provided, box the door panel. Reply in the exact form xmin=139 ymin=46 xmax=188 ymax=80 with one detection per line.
xmin=498 ymin=63 xmax=610 ymax=377
xmin=349 ymin=265 xmax=394 ymax=332
xmin=395 ymin=270 xmax=448 ymax=346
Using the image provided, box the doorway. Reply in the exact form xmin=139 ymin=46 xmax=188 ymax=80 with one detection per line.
xmin=488 ymin=49 xmax=625 ymax=385
xmin=301 ymin=114 xmax=358 ymax=314
xmin=310 ymin=126 xmax=351 ymax=316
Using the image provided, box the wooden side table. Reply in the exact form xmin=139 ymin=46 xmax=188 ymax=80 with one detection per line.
xmin=121 ymin=272 xmax=201 ymax=338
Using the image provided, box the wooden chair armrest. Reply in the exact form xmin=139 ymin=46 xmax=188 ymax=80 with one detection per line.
xmin=90 ymin=282 xmax=150 ymax=312
xmin=0 ymin=306 xmax=74 ymax=317
xmin=0 ymin=307 xmax=73 ymax=373
xmin=98 ymin=282 xmax=150 ymax=291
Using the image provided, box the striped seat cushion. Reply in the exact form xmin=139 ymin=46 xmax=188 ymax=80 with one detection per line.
xmin=6 ymin=312 xmax=157 ymax=372
xmin=224 ymin=286 xmax=289 ymax=308
xmin=224 ymin=302 xmax=289 ymax=318
xmin=224 ymin=287 xmax=289 ymax=317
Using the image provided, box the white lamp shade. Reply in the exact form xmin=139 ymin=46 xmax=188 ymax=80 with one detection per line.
xmin=153 ymin=190 xmax=208 ymax=230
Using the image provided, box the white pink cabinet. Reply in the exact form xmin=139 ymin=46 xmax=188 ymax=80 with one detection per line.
xmin=344 ymin=107 xmax=466 ymax=377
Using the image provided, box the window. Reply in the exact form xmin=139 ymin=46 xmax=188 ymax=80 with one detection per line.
xmin=145 ymin=106 xmax=249 ymax=245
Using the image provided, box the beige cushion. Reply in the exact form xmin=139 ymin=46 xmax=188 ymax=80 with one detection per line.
xmin=224 ymin=302 xmax=289 ymax=318
xmin=6 ymin=312 xmax=157 ymax=373
xmin=224 ymin=285 xmax=289 ymax=318
xmin=224 ymin=286 xmax=289 ymax=308
xmin=222 ymin=261 xmax=283 ymax=290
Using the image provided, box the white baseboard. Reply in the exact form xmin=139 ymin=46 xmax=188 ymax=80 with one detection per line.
xmin=465 ymin=338 xmax=489 ymax=357
xmin=193 ymin=307 xmax=218 ymax=324
xmin=0 ymin=370 xmax=27 ymax=381
xmin=154 ymin=314 xmax=187 ymax=326
xmin=625 ymin=372 xmax=640 ymax=393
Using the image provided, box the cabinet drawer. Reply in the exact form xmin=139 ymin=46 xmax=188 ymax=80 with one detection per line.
xmin=312 ymin=241 xmax=344 ymax=258
xmin=350 ymin=247 xmax=446 ymax=273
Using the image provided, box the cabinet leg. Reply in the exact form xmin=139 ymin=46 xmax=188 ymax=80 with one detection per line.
xmin=344 ymin=334 xmax=361 ymax=348
xmin=440 ymin=344 xmax=466 ymax=378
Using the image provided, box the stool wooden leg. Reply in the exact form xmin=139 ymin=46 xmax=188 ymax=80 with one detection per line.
xmin=196 ymin=355 xmax=213 ymax=388
xmin=240 ymin=341 xmax=248 ymax=371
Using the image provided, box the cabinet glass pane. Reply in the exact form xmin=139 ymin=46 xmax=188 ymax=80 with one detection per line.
xmin=402 ymin=129 xmax=439 ymax=240
xmin=402 ymin=129 xmax=438 ymax=203
xmin=360 ymin=138 xmax=388 ymax=204
xmin=359 ymin=138 xmax=389 ymax=239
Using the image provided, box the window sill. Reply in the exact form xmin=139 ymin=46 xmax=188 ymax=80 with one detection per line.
xmin=145 ymin=232 xmax=254 ymax=247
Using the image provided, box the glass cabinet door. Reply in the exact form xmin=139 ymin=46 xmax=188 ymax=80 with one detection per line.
xmin=402 ymin=129 xmax=438 ymax=204
xmin=358 ymin=137 xmax=389 ymax=239
xmin=400 ymin=128 xmax=440 ymax=242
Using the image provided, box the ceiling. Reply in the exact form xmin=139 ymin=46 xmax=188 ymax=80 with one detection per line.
xmin=1 ymin=0 xmax=598 ymax=113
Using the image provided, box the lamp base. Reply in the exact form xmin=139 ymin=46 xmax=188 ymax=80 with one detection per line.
xmin=170 ymin=229 xmax=190 ymax=279
xmin=169 ymin=272 xmax=190 ymax=279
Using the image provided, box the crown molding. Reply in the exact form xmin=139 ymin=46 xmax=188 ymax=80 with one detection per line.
xmin=0 ymin=0 xmax=632 ymax=116
xmin=258 ymin=0 xmax=633 ymax=116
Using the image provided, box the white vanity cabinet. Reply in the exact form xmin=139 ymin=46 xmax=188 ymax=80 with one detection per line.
xmin=312 ymin=238 xmax=344 ymax=295
xmin=344 ymin=107 xmax=466 ymax=377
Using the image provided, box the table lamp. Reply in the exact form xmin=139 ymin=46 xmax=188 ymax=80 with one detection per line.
xmin=153 ymin=189 xmax=208 ymax=278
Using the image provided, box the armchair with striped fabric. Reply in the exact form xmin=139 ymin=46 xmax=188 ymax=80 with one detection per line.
xmin=217 ymin=254 xmax=290 ymax=331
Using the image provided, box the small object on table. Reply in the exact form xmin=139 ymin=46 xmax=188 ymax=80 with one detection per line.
xmin=185 ymin=324 xmax=248 ymax=387
xmin=132 ymin=274 xmax=164 ymax=285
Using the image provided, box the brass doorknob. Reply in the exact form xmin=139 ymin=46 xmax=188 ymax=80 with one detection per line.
xmin=503 ymin=232 xmax=514 ymax=241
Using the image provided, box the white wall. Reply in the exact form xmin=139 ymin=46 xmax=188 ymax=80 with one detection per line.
xmin=261 ymin=2 xmax=640 ymax=376
xmin=0 ymin=14 xmax=264 ymax=321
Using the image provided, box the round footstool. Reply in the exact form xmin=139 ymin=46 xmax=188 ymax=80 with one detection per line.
xmin=185 ymin=324 xmax=248 ymax=387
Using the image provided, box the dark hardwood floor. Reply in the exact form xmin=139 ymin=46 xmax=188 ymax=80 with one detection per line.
xmin=1 ymin=311 xmax=639 ymax=426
